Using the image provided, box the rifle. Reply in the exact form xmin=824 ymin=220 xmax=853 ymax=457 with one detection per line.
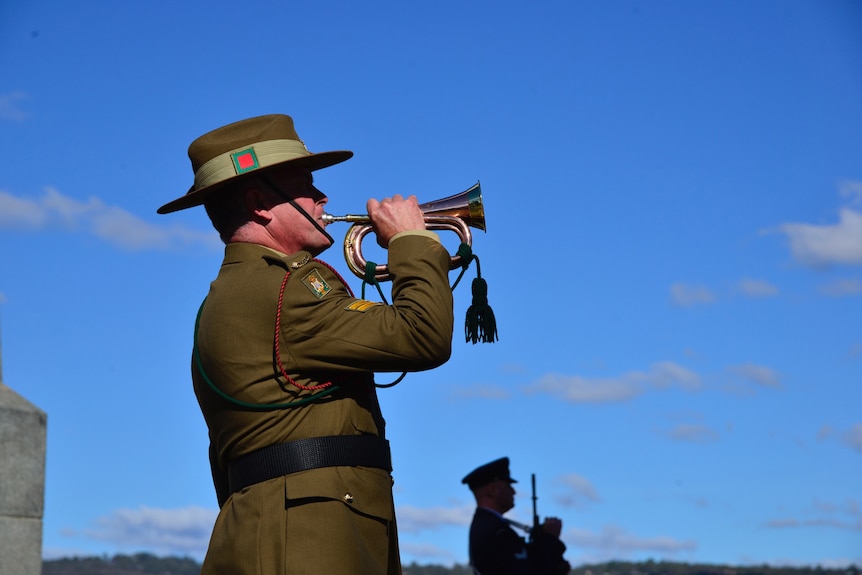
xmin=502 ymin=473 xmax=571 ymax=574
xmin=527 ymin=472 xmax=571 ymax=574
xmin=505 ymin=473 xmax=541 ymax=538
xmin=531 ymin=473 xmax=539 ymax=538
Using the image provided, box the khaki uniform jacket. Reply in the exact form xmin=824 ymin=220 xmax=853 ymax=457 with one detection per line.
xmin=193 ymin=233 xmax=454 ymax=575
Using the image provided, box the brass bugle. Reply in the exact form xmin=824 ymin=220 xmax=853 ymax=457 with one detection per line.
xmin=322 ymin=182 xmax=485 ymax=282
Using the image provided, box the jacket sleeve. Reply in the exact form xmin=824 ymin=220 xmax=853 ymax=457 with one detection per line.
xmin=278 ymin=233 xmax=454 ymax=373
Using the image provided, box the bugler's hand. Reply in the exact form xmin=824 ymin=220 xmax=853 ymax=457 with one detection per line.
xmin=366 ymin=194 xmax=425 ymax=248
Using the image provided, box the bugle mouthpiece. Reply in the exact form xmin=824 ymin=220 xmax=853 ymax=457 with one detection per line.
xmin=321 ymin=213 xmax=370 ymax=224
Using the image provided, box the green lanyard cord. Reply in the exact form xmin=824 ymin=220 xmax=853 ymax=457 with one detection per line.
xmin=193 ymin=298 xmax=339 ymax=411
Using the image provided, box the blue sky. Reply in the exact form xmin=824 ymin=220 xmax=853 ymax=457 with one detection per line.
xmin=1 ymin=0 xmax=860 ymax=568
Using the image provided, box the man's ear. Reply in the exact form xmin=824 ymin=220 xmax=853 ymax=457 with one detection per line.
xmin=242 ymin=187 xmax=274 ymax=223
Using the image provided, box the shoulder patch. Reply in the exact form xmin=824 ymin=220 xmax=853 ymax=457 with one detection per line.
xmin=301 ymin=268 xmax=332 ymax=299
xmin=344 ymin=300 xmax=381 ymax=312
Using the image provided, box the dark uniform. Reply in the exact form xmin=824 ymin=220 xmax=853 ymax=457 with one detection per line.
xmin=158 ymin=114 xmax=455 ymax=575
xmin=463 ymin=458 xmax=569 ymax=575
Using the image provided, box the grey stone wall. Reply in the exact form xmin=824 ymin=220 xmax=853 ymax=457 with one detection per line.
xmin=0 ymin=383 xmax=47 ymax=575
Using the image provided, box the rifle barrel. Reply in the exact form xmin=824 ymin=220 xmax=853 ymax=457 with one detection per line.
xmin=531 ymin=473 xmax=539 ymax=531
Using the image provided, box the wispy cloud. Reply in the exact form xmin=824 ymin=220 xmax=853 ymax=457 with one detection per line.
xmin=814 ymin=423 xmax=861 ymax=454
xmin=0 ymin=187 xmax=219 ymax=251
xmin=816 ymin=425 xmax=834 ymax=442
xmin=80 ymin=506 xmax=217 ymax=558
xmin=844 ymin=423 xmax=862 ymax=453
xmin=673 ymin=279 xmax=782 ymax=305
xmin=814 ymin=497 xmax=860 ymax=516
xmin=395 ymin=504 xmax=473 ymax=534
xmin=0 ymin=91 xmax=28 ymax=122
xmin=818 ymin=278 xmax=862 ymax=297
xmin=670 ymin=283 xmax=716 ymax=307
xmin=737 ymin=278 xmax=779 ymax=298
xmin=399 ymin=542 xmax=460 ymax=565
xmin=650 ymin=361 xmax=701 ymax=390
xmin=665 ymin=423 xmax=720 ymax=443
xmin=767 ymin=517 xmax=862 ymax=530
xmin=727 ymin=363 xmax=782 ymax=389
xmin=765 ymin=500 xmax=862 ymax=533
xmin=525 ymin=362 xmax=701 ymax=404
xmin=553 ymin=474 xmax=601 ymax=508
xmin=564 ymin=525 xmax=697 ymax=561
xmin=839 ymin=179 xmax=862 ymax=206
xmin=526 ymin=373 xmax=642 ymax=403
xmin=776 ymin=182 xmax=862 ymax=267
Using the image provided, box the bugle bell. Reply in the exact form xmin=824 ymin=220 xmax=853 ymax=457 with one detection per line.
xmin=322 ymin=182 xmax=485 ymax=282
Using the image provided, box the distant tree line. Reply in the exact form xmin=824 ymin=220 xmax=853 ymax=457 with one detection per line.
xmin=569 ymin=559 xmax=859 ymax=575
xmin=42 ymin=553 xmax=200 ymax=575
xmin=42 ymin=553 xmax=859 ymax=575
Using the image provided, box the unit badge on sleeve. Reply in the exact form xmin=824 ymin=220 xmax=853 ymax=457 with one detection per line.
xmin=301 ymin=268 xmax=332 ymax=299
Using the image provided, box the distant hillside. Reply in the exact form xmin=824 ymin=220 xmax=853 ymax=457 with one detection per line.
xmin=570 ymin=560 xmax=859 ymax=575
xmin=42 ymin=553 xmax=859 ymax=575
xmin=42 ymin=553 xmax=200 ymax=575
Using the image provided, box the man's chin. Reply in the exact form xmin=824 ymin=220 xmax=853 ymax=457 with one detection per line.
xmin=308 ymin=238 xmax=334 ymax=258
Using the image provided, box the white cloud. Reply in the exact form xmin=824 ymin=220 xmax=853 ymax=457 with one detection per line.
xmin=737 ymin=278 xmax=779 ymax=298
xmin=41 ymin=187 xmax=97 ymax=226
xmin=649 ymin=361 xmax=701 ymax=390
xmin=728 ymin=363 xmax=782 ymax=389
xmin=819 ymin=278 xmax=862 ymax=297
xmin=0 ymin=187 xmax=219 ymax=251
xmin=395 ymin=504 xmax=473 ymax=534
xmin=666 ymin=423 xmax=720 ymax=443
xmin=813 ymin=497 xmax=860 ymax=516
xmin=0 ymin=91 xmax=28 ymax=122
xmin=554 ymin=474 xmax=601 ymax=508
xmin=839 ymin=179 xmax=862 ymax=206
xmin=778 ymin=208 xmax=862 ymax=267
xmin=674 ymin=279 xmax=781 ymax=305
xmin=526 ymin=373 xmax=643 ymax=403
xmin=83 ymin=505 xmax=217 ymax=558
xmin=765 ymin=517 xmax=862 ymax=531
xmin=525 ymin=362 xmax=701 ymax=404
xmin=844 ymin=423 xmax=862 ymax=453
xmin=670 ymin=283 xmax=716 ymax=307
xmin=787 ymin=496 xmax=862 ymax=533
xmin=0 ymin=189 xmax=48 ymax=227
xmin=564 ymin=525 xmax=697 ymax=560
xmin=817 ymin=423 xmax=862 ymax=453
xmin=399 ymin=542 xmax=460 ymax=565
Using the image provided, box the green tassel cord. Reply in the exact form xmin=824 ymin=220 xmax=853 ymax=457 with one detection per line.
xmin=455 ymin=244 xmax=498 ymax=344
xmin=365 ymin=243 xmax=498 ymax=345
xmin=464 ymin=272 xmax=498 ymax=344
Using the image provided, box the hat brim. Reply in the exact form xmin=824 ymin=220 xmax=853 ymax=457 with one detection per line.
xmin=157 ymin=150 xmax=353 ymax=214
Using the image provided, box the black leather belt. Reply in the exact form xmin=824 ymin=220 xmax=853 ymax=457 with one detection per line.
xmin=227 ymin=434 xmax=392 ymax=495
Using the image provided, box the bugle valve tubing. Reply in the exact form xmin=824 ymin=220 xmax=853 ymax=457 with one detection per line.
xmin=321 ymin=182 xmax=484 ymax=282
